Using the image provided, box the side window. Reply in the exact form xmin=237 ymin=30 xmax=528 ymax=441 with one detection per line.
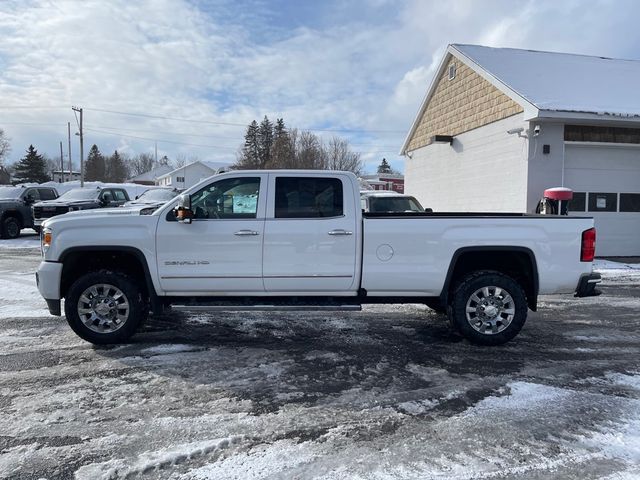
xmin=100 ymin=190 xmax=114 ymax=202
xmin=567 ymin=192 xmax=586 ymax=212
xmin=275 ymin=177 xmax=343 ymax=218
xmin=23 ymin=189 xmax=40 ymax=201
xmin=588 ymin=192 xmax=617 ymax=212
xmin=113 ymin=190 xmax=127 ymax=201
xmin=190 ymin=177 xmax=260 ymax=219
xmin=38 ymin=188 xmax=56 ymax=200
xmin=620 ymin=193 xmax=640 ymax=212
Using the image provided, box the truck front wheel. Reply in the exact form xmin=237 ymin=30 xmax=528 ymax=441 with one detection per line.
xmin=64 ymin=271 xmax=147 ymax=344
xmin=1 ymin=216 xmax=21 ymax=239
xmin=449 ymin=271 xmax=527 ymax=346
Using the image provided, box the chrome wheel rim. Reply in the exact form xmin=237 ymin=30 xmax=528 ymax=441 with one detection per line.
xmin=465 ymin=286 xmax=515 ymax=335
xmin=77 ymin=283 xmax=130 ymax=333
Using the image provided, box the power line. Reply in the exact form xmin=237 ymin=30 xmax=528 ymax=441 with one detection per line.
xmin=83 ymin=107 xmax=406 ymax=134
xmin=84 ymin=127 xmax=238 ymax=150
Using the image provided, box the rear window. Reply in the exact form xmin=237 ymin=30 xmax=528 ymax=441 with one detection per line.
xmin=38 ymin=188 xmax=57 ymax=200
xmin=275 ymin=177 xmax=343 ymax=218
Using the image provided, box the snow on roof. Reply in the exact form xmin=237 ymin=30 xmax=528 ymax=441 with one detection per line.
xmin=158 ymin=160 xmax=231 ymax=178
xmin=128 ymin=164 xmax=173 ymax=182
xmin=453 ymin=44 xmax=640 ymax=118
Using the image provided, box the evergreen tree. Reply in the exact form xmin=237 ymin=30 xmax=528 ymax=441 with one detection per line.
xmin=270 ymin=118 xmax=294 ymax=168
xmin=13 ymin=145 xmax=50 ymax=183
xmin=235 ymin=120 xmax=260 ymax=169
xmin=377 ymin=158 xmax=392 ymax=174
xmin=85 ymin=145 xmax=106 ymax=181
xmin=105 ymin=150 xmax=129 ymax=182
xmin=257 ymin=116 xmax=273 ymax=168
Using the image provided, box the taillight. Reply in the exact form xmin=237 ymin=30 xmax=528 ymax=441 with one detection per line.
xmin=581 ymin=228 xmax=596 ymax=262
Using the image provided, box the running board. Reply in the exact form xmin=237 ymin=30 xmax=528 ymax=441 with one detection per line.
xmin=172 ymin=304 xmax=362 ymax=312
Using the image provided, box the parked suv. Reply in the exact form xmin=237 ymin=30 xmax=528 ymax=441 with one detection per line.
xmin=33 ymin=186 xmax=130 ymax=227
xmin=0 ymin=185 xmax=59 ymax=238
xmin=122 ymin=187 xmax=181 ymax=214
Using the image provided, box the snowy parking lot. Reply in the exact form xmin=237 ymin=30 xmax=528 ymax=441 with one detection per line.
xmin=1 ymin=234 xmax=640 ymax=479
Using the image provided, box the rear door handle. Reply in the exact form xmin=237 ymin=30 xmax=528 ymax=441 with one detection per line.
xmin=328 ymin=229 xmax=353 ymax=236
xmin=234 ymin=230 xmax=260 ymax=236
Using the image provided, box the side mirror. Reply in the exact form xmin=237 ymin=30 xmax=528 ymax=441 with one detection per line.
xmin=135 ymin=195 xmax=139 ymax=200
xmin=174 ymin=194 xmax=194 ymax=224
xmin=424 ymin=208 xmax=433 ymax=213
xmin=24 ymin=194 xmax=34 ymax=205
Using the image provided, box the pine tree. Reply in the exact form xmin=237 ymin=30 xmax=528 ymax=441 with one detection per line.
xmin=85 ymin=145 xmax=106 ymax=181
xmin=270 ymin=118 xmax=293 ymax=168
xmin=258 ymin=116 xmax=273 ymax=168
xmin=13 ymin=145 xmax=50 ymax=183
xmin=377 ymin=158 xmax=392 ymax=174
xmin=235 ymin=120 xmax=260 ymax=169
xmin=105 ymin=150 xmax=129 ymax=183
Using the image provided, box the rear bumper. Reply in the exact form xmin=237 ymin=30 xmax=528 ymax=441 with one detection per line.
xmin=575 ymin=272 xmax=602 ymax=297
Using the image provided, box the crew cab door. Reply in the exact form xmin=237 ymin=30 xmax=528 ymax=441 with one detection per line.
xmin=156 ymin=173 xmax=266 ymax=293
xmin=262 ymin=174 xmax=358 ymax=292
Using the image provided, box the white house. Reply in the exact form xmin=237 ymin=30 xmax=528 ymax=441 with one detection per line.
xmin=51 ymin=170 xmax=82 ymax=183
xmin=401 ymin=44 xmax=640 ymax=256
xmin=156 ymin=160 xmax=231 ymax=189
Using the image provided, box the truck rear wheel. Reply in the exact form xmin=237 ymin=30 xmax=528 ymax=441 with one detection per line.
xmin=64 ymin=271 xmax=147 ymax=344
xmin=449 ymin=271 xmax=527 ymax=345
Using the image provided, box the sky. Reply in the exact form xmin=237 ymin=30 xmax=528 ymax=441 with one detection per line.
xmin=1 ymin=0 xmax=640 ymax=175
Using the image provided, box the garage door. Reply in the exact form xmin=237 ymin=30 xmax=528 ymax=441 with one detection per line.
xmin=565 ymin=144 xmax=640 ymax=256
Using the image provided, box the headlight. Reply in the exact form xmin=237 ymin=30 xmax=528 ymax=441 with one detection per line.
xmin=42 ymin=227 xmax=52 ymax=255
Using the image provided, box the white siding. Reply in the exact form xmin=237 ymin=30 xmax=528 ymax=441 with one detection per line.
xmin=405 ymin=114 xmax=529 ymax=212
xmin=525 ymin=122 xmax=566 ymax=212
xmin=157 ymin=163 xmax=216 ymax=189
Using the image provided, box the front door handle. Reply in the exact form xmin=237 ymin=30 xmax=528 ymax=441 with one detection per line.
xmin=234 ymin=230 xmax=260 ymax=236
xmin=328 ymin=229 xmax=353 ymax=236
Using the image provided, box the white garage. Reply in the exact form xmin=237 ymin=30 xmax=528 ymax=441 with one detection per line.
xmin=402 ymin=44 xmax=640 ymax=257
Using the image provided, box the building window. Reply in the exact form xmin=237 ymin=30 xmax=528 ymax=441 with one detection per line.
xmin=620 ymin=193 xmax=640 ymax=212
xmin=448 ymin=63 xmax=456 ymax=80
xmin=567 ymin=192 xmax=586 ymax=212
xmin=176 ymin=176 xmax=185 ymax=183
xmin=565 ymin=125 xmax=640 ymax=144
xmin=588 ymin=192 xmax=617 ymax=212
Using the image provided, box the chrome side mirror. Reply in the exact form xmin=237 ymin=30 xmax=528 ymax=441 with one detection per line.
xmin=174 ymin=194 xmax=194 ymax=224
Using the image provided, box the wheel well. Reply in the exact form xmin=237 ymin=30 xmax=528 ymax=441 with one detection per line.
xmin=442 ymin=249 xmax=538 ymax=311
xmin=1 ymin=211 xmax=23 ymax=227
xmin=60 ymin=250 xmax=149 ymax=299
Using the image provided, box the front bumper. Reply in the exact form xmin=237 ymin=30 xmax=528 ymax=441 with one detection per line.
xmin=36 ymin=261 xmax=64 ymax=315
xmin=575 ymin=272 xmax=602 ymax=297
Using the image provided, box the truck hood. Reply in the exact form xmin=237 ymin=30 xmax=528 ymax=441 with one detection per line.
xmin=45 ymin=206 xmax=147 ymax=223
xmin=34 ymin=199 xmax=99 ymax=208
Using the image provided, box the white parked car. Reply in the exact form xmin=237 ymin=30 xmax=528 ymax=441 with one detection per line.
xmin=36 ymin=170 xmax=600 ymax=346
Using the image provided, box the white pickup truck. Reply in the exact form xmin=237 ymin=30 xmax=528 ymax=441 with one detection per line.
xmin=36 ymin=170 xmax=601 ymax=346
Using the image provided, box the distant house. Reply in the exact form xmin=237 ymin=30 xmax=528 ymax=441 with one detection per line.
xmin=360 ymin=173 xmax=405 ymax=193
xmin=51 ymin=170 xmax=81 ymax=183
xmin=128 ymin=164 xmax=173 ymax=185
xmin=156 ymin=161 xmax=231 ymax=189
xmin=401 ymin=44 xmax=640 ymax=256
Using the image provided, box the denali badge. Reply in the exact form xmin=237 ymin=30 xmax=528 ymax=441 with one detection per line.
xmin=164 ymin=260 xmax=210 ymax=266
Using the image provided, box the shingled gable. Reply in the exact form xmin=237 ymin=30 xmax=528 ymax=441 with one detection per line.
xmin=400 ymin=44 xmax=534 ymax=155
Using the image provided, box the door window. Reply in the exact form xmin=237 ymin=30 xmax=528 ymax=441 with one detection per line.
xmin=113 ymin=190 xmax=127 ymax=201
xmin=274 ymin=177 xmax=343 ymax=218
xmin=190 ymin=177 xmax=261 ymax=219
xmin=23 ymin=189 xmax=40 ymax=201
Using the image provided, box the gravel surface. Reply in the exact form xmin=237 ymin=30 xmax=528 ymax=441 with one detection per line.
xmin=0 ymin=244 xmax=639 ymax=479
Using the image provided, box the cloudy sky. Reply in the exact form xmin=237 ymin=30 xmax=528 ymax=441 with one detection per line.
xmin=1 ymin=0 xmax=639 ymax=174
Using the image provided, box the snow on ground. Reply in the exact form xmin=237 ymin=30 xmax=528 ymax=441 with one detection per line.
xmin=0 ymin=231 xmax=40 ymax=249
xmin=1 ymin=250 xmax=640 ymax=478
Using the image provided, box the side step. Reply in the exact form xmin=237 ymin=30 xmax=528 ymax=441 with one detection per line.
xmin=172 ymin=304 xmax=362 ymax=312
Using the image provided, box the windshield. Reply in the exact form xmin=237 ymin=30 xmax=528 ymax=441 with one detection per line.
xmin=137 ymin=189 xmax=178 ymax=201
xmin=368 ymin=196 xmax=423 ymax=213
xmin=57 ymin=188 xmax=100 ymax=200
xmin=0 ymin=187 xmax=23 ymax=200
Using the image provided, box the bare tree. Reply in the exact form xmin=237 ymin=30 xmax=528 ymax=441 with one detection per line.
xmin=0 ymin=129 xmax=11 ymax=166
xmin=174 ymin=154 xmax=188 ymax=168
xmin=323 ymin=136 xmax=363 ymax=175
xmin=129 ymin=153 xmax=155 ymax=176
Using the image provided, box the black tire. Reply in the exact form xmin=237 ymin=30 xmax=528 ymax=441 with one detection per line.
xmin=64 ymin=270 xmax=148 ymax=344
xmin=448 ymin=270 xmax=527 ymax=346
xmin=1 ymin=216 xmax=21 ymax=239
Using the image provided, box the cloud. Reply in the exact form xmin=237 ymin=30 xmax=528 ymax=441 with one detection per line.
xmin=1 ymin=0 xmax=639 ymax=173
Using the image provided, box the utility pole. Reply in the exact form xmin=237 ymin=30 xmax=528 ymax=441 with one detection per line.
xmin=67 ymin=122 xmax=72 ymax=179
xmin=72 ymin=106 xmax=84 ymax=187
xmin=59 ymin=141 xmax=64 ymax=183
xmin=155 ymin=142 xmax=158 ymax=165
